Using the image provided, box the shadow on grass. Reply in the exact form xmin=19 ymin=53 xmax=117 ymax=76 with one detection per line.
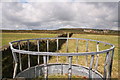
xmin=1 ymin=33 xmax=73 ymax=78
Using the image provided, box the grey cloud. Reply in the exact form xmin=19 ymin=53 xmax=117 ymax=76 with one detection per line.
xmin=1 ymin=2 xmax=118 ymax=30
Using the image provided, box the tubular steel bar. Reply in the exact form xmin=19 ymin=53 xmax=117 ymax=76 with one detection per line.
xmin=27 ymin=40 xmax=30 ymax=68
xmin=37 ymin=40 xmax=40 ymax=65
xmin=56 ymin=39 xmax=59 ymax=63
xmin=9 ymin=37 xmax=115 ymax=79
xmin=34 ymin=66 xmax=37 ymax=78
xmin=13 ymin=62 xmax=18 ymax=78
xmin=109 ymin=49 xmax=114 ymax=77
xmin=47 ymin=40 xmax=49 ymax=63
xmin=103 ymin=52 xmax=109 ymax=79
xmin=43 ymin=55 xmax=48 ymax=79
xmin=95 ymin=42 xmax=100 ymax=70
xmin=76 ymin=39 xmax=79 ymax=64
xmin=66 ymin=38 xmax=69 ymax=63
xmin=86 ymin=40 xmax=89 ymax=66
xmin=12 ymin=52 xmax=18 ymax=78
xmin=18 ymin=42 xmax=22 ymax=71
xmin=68 ymin=56 xmax=72 ymax=80
xmin=89 ymin=55 xmax=94 ymax=78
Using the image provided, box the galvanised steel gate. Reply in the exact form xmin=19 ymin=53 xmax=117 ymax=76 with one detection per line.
xmin=9 ymin=37 xmax=115 ymax=80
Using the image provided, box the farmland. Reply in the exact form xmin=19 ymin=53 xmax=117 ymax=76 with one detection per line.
xmin=49 ymin=34 xmax=119 ymax=78
xmin=2 ymin=33 xmax=59 ymax=46
xmin=1 ymin=32 xmax=119 ymax=78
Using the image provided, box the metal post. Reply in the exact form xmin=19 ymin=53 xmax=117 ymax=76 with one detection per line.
xmin=34 ymin=66 xmax=37 ymax=78
xmin=95 ymin=42 xmax=99 ymax=70
xmin=43 ymin=55 xmax=48 ymax=79
xmin=27 ymin=40 xmax=30 ymax=68
xmin=66 ymin=37 xmax=69 ymax=53
xmin=76 ymin=39 xmax=79 ymax=64
xmin=89 ymin=55 xmax=94 ymax=78
xmin=67 ymin=33 xmax=69 ymax=38
xmin=86 ymin=40 xmax=89 ymax=66
xmin=103 ymin=52 xmax=109 ymax=79
xmin=66 ymin=38 xmax=69 ymax=63
xmin=37 ymin=40 xmax=40 ymax=65
xmin=18 ymin=42 xmax=22 ymax=71
xmin=109 ymin=49 xmax=114 ymax=77
xmin=68 ymin=56 xmax=72 ymax=80
xmin=47 ymin=40 xmax=49 ymax=63
xmin=57 ymin=39 xmax=59 ymax=63
xmin=13 ymin=62 xmax=18 ymax=78
xmin=12 ymin=52 xmax=18 ymax=78
xmin=61 ymin=63 xmax=63 ymax=75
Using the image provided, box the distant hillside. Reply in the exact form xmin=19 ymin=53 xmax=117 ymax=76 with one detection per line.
xmin=1 ymin=28 xmax=119 ymax=35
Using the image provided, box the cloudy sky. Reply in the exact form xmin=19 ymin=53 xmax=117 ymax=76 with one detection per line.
xmin=1 ymin=1 xmax=118 ymax=30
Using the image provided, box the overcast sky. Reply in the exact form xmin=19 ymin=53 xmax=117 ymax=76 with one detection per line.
xmin=1 ymin=1 xmax=118 ymax=30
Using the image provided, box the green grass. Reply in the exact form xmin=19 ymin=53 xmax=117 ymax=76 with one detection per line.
xmin=1 ymin=33 xmax=119 ymax=78
xmin=49 ymin=34 xmax=119 ymax=78
xmin=2 ymin=33 xmax=59 ymax=46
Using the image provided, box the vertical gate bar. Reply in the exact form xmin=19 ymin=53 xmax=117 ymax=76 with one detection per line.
xmin=86 ymin=40 xmax=89 ymax=66
xmin=27 ymin=40 xmax=30 ymax=68
xmin=47 ymin=40 xmax=49 ymax=63
xmin=67 ymin=33 xmax=69 ymax=38
xmin=13 ymin=62 xmax=18 ymax=78
xmin=89 ymin=55 xmax=94 ymax=78
xmin=95 ymin=42 xmax=99 ymax=70
xmin=11 ymin=52 xmax=18 ymax=78
xmin=18 ymin=42 xmax=22 ymax=71
xmin=68 ymin=56 xmax=72 ymax=80
xmin=76 ymin=39 xmax=79 ymax=64
xmin=66 ymin=37 xmax=69 ymax=53
xmin=61 ymin=63 xmax=63 ymax=75
xmin=103 ymin=52 xmax=109 ymax=79
xmin=66 ymin=38 xmax=69 ymax=63
xmin=43 ymin=55 xmax=48 ymax=79
xmin=35 ymin=66 xmax=37 ymax=78
xmin=107 ymin=51 xmax=111 ymax=79
xmin=109 ymin=49 xmax=114 ymax=77
xmin=57 ymin=39 xmax=59 ymax=63
xmin=37 ymin=40 xmax=40 ymax=65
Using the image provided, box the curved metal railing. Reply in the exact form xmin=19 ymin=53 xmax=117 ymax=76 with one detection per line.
xmin=9 ymin=37 xmax=115 ymax=79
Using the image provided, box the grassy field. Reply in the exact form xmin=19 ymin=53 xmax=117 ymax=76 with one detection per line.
xmin=49 ymin=34 xmax=119 ymax=78
xmin=1 ymin=33 xmax=59 ymax=46
xmin=1 ymin=32 xmax=119 ymax=78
